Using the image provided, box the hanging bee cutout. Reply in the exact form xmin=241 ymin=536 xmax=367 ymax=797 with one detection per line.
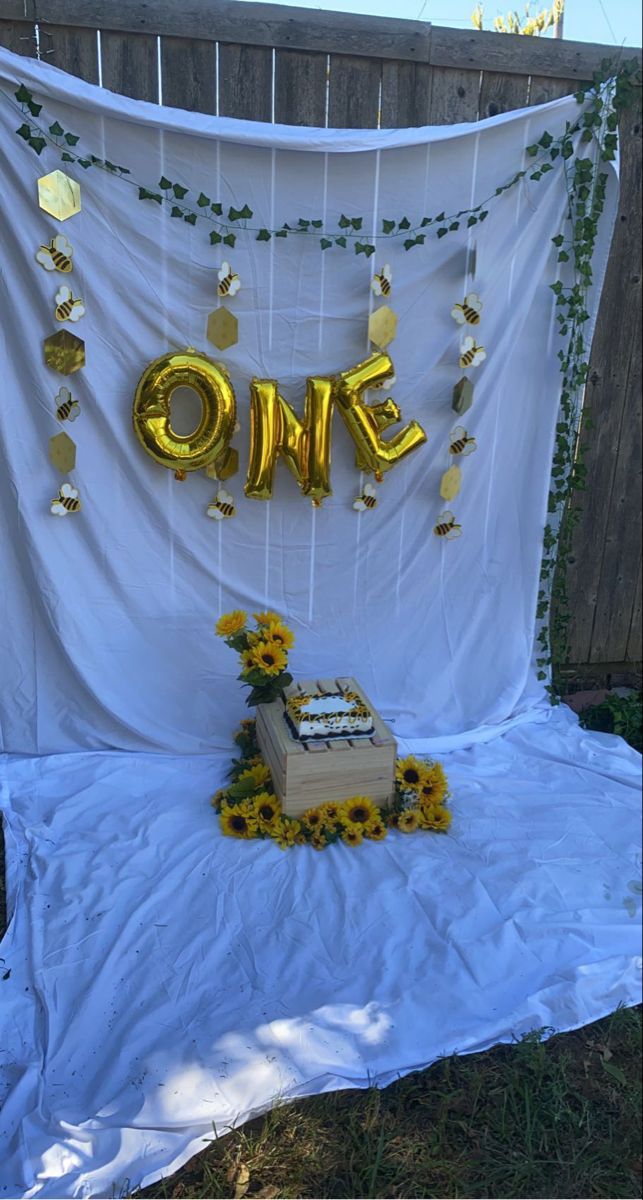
xmin=217 ymin=262 xmax=241 ymax=298
xmin=451 ymin=292 xmax=482 ymax=326
xmin=36 ymin=235 xmax=73 ymax=274
xmin=54 ymin=286 xmax=85 ymax=323
xmin=371 ymin=264 xmax=392 ymax=298
xmin=51 ymin=482 xmax=81 ymax=516
xmin=459 ymin=336 xmax=486 ymax=369
xmin=206 ymin=488 xmax=236 ymax=520
xmin=449 ymin=426 xmax=477 ymax=457
xmin=434 ymin=511 xmax=462 ymax=540
xmin=55 ymin=386 xmax=80 ymax=423
xmin=353 ymin=483 xmax=378 ymax=512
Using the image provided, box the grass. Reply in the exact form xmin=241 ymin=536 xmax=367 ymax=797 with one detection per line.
xmin=136 ymin=1008 xmax=642 ymax=1199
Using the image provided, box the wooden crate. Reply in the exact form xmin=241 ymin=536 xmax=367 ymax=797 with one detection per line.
xmin=256 ymin=676 xmax=397 ymax=818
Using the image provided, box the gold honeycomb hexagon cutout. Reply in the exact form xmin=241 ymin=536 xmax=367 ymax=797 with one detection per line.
xmin=49 ymin=431 xmax=77 ymax=473
xmin=44 ymin=329 xmax=86 ymax=375
xmin=207 ymin=307 xmax=238 ymax=351
xmin=368 ymin=305 xmax=398 ymax=350
xmin=37 ymin=170 xmax=82 ymax=222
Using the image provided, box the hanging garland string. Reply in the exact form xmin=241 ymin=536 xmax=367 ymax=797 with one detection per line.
xmin=3 ymin=58 xmax=640 ymax=694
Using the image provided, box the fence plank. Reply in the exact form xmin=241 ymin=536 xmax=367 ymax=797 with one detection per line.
xmin=100 ymin=30 xmax=158 ymax=102
xmin=478 ymin=70 xmax=530 ymax=119
xmin=528 ymin=75 xmax=577 ymax=106
xmin=159 ymin=35 xmax=215 ymax=113
xmin=274 ymin=48 xmax=327 ymax=126
xmin=626 ymin=565 xmax=642 ymax=663
xmin=430 ymin=25 xmax=641 ymax=77
xmin=218 ymin=43 xmax=273 ymax=121
xmin=38 ymin=22 xmax=99 ymax=81
xmin=566 ymin=107 xmax=642 ymax=665
xmin=380 ymin=61 xmax=433 ymax=128
xmin=328 ymin=54 xmax=381 ymax=128
xmin=428 ymin=66 xmax=479 ymax=124
xmin=0 ymin=19 xmax=36 ymax=56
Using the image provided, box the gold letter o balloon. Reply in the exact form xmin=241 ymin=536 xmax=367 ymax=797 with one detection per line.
xmin=133 ymin=349 xmax=236 ymax=473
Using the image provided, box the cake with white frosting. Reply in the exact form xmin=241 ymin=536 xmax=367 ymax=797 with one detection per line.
xmin=285 ymin=689 xmax=374 ymax=741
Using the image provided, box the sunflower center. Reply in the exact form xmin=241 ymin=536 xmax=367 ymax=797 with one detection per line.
xmin=404 ymin=768 xmax=420 ymax=784
xmin=307 ymin=813 xmax=321 ymax=826
xmin=231 ymin=815 xmax=247 ymax=832
xmin=262 ymin=652 xmax=276 ymax=666
xmin=259 ymin=805 xmax=275 ymax=821
xmin=348 ymin=806 xmax=369 ymax=823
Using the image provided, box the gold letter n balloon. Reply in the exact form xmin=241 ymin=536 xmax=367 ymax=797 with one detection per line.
xmin=245 ymin=376 xmax=334 ymax=505
xmin=133 ymin=349 xmax=236 ymax=476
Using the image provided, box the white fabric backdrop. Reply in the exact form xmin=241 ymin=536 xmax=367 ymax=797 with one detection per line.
xmin=0 ymin=46 xmax=640 ymax=1200
xmin=0 ymin=47 xmax=617 ymax=754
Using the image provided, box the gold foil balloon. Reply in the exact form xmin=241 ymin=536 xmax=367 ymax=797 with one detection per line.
xmin=245 ymin=377 xmax=334 ymax=504
xmin=335 ymin=352 xmax=427 ymax=479
xmin=133 ymin=350 xmax=236 ymax=473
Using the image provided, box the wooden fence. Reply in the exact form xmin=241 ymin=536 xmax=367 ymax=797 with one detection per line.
xmin=1 ymin=0 xmax=641 ymax=681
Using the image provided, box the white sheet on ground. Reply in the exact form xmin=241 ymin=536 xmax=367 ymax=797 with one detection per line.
xmin=1 ymin=707 xmax=641 ymax=1198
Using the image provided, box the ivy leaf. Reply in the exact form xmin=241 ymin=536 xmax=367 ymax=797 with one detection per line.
xmin=173 ymin=183 xmax=188 ymax=199
xmin=478 ymin=210 xmax=488 ymax=221
xmin=197 ymin=192 xmax=210 ymax=207
xmin=158 ymin=176 xmax=172 ymax=190
xmin=298 ymin=218 xmax=310 ymax=229
xmin=170 ymin=205 xmax=183 ymax=218
xmin=338 ymin=214 xmax=351 ymax=229
xmin=538 ymin=130 xmax=553 ymax=148
xmin=15 ymin=123 xmax=31 ymax=141
xmin=467 ymin=215 xmax=478 ymax=227
xmin=29 ymin=136 xmax=46 ymax=154
xmin=139 ymin=186 xmax=162 ymax=204
xmin=275 ymin=228 xmax=288 ymax=238
xmin=530 ymin=171 xmax=542 ymax=181
xmin=435 ymin=212 xmax=446 ymax=222
xmin=320 ymin=238 xmax=333 ymax=250
xmin=15 ymin=84 xmax=32 ymax=104
xmin=550 ymin=146 xmax=560 ymax=159
xmin=436 ymin=227 xmax=448 ymax=238
xmin=581 ymin=129 xmax=593 ymax=143
xmin=61 ymin=151 xmax=74 ymax=162
xmin=49 ymin=121 xmax=64 ymax=136
xmin=311 ymin=219 xmax=323 ymax=228
xmin=210 ymin=230 xmax=223 ymax=245
xmin=552 ymin=234 xmax=564 ymax=246
xmin=420 ymin=216 xmax=432 ymax=227
xmin=256 ymin=228 xmax=271 ymax=241
xmin=223 ymin=233 xmax=236 ymax=248
xmin=449 ymin=221 xmax=460 ymax=231
xmin=227 ymin=206 xmax=244 ymax=222
xmin=183 ymin=212 xmax=197 ymax=225
xmin=382 ymin=218 xmax=396 ymax=234
xmin=211 ymin=202 xmax=223 ymax=216
xmin=27 ymin=100 xmax=42 ymax=117
xmin=237 ymin=204 xmax=253 ymax=219
xmin=526 ymin=144 xmax=538 ymax=156
xmin=335 ymin=235 xmax=347 ymax=248
xmin=351 ymin=217 xmax=363 ymax=231
xmin=398 ymin=217 xmax=411 ymax=230
xmin=64 ymin=132 xmax=80 ymax=146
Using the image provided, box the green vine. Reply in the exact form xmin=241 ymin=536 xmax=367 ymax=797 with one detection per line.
xmin=5 ymin=58 xmax=641 ymax=695
xmin=534 ymin=59 xmax=640 ymax=699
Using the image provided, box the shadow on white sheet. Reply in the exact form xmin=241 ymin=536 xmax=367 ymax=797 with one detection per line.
xmin=0 ymin=705 xmax=641 ymax=1199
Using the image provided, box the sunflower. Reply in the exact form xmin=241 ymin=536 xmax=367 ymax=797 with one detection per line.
xmin=253 ymin=609 xmax=282 ymax=627
xmin=273 ymin=818 xmax=301 ymax=849
xmin=238 ymin=762 xmax=272 ymax=790
xmin=210 ymin=788 xmax=226 ymax=811
xmin=365 ymin=818 xmax=387 ymax=841
xmin=342 ymin=827 xmax=363 ymax=847
xmin=294 ymin=832 xmax=308 ymax=845
xmin=302 ymin=806 xmax=325 ymax=832
xmin=319 ymin=802 xmax=341 ymax=824
xmin=387 ymin=812 xmax=401 ymax=829
xmin=395 ymin=756 xmax=427 ymax=792
xmin=423 ymin=805 xmax=452 ymax=833
xmin=260 ymin=619 xmax=295 ymax=650
xmin=220 ymin=803 xmax=257 ymax=839
xmin=341 ymin=796 xmax=379 ymax=827
xmin=253 ymin=792 xmax=281 ymax=829
xmin=310 ymin=832 xmax=328 ymax=851
xmin=215 ymin=610 xmax=247 ymax=638
xmin=246 ymin=640 xmax=288 ymax=677
xmin=419 ymin=761 xmax=449 ymax=806
xmin=397 ymin=809 xmax=420 ymax=834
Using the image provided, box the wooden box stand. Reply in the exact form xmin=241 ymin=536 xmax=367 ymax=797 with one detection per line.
xmin=256 ymin=676 xmax=397 ymax=818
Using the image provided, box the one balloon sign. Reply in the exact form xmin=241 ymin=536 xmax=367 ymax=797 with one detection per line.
xmin=132 ymin=349 xmax=427 ymax=504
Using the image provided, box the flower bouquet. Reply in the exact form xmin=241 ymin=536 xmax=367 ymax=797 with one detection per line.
xmin=215 ymin=608 xmax=295 ymax=707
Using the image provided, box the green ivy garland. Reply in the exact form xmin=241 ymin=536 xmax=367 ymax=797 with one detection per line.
xmin=4 ymin=58 xmax=640 ymax=695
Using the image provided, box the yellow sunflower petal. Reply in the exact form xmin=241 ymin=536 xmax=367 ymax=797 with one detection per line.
xmin=216 ymin=610 xmax=247 ymax=638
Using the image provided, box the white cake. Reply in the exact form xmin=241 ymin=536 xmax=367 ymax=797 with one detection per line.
xmin=285 ymin=689 xmax=374 ymax=741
